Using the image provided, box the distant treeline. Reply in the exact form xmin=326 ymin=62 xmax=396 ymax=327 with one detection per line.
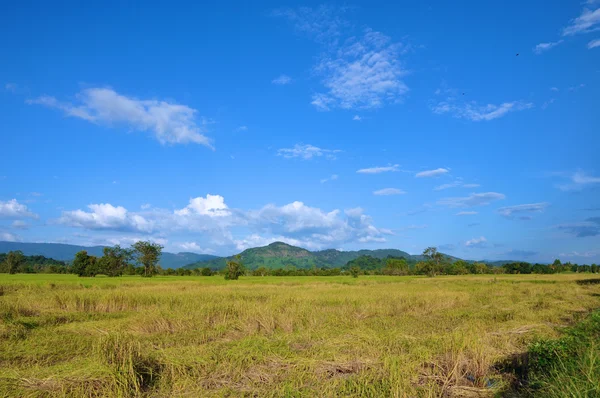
xmin=1 ymin=245 xmax=598 ymax=277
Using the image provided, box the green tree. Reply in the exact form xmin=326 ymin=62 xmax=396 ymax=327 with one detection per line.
xmin=384 ymin=258 xmax=409 ymax=275
xmin=253 ymin=266 xmax=269 ymax=276
xmin=421 ymin=247 xmax=444 ymax=277
xmin=132 ymin=241 xmax=163 ymax=277
xmin=224 ymin=255 xmax=244 ymax=280
xmin=349 ymin=266 xmax=360 ymax=278
xmin=71 ymin=250 xmax=96 ymax=276
xmin=200 ymin=267 xmax=213 ymax=276
xmin=99 ymin=245 xmax=133 ymax=277
xmin=4 ymin=251 xmax=25 ymax=274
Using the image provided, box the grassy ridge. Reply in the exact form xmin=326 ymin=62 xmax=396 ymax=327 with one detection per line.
xmin=1 ymin=274 xmax=599 ymax=397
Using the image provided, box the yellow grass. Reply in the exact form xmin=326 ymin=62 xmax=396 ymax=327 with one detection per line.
xmin=1 ymin=273 xmax=599 ymax=397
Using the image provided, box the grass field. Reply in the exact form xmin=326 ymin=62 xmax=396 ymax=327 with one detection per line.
xmin=1 ymin=274 xmax=599 ymax=397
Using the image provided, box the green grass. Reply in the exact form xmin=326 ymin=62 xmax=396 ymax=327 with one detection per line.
xmin=1 ymin=274 xmax=599 ymax=397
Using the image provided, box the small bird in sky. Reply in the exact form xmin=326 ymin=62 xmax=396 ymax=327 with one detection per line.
xmin=516 ymin=53 xmax=519 ymax=56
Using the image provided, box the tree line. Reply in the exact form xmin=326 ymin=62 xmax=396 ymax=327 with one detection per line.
xmin=1 ymin=245 xmax=598 ymax=278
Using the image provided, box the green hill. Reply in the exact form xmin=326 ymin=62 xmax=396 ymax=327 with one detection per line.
xmin=183 ymin=242 xmax=416 ymax=270
xmin=0 ymin=241 xmax=218 ymax=269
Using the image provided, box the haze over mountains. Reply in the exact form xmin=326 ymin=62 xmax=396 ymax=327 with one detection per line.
xmin=0 ymin=241 xmax=512 ymax=270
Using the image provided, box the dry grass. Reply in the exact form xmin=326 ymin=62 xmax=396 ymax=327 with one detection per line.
xmin=0 ymin=273 xmax=599 ymax=397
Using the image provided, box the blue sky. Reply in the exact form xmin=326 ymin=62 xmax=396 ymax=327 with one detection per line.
xmin=1 ymin=1 xmax=599 ymax=262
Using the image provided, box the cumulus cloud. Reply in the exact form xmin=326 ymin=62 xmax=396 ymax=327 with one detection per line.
xmin=175 ymin=195 xmax=230 ymax=217
xmin=27 ymin=88 xmax=213 ymax=147
xmin=57 ymin=195 xmax=390 ymax=252
xmin=272 ymin=75 xmax=292 ymax=85
xmin=59 ymin=203 xmax=154 ymax=233
xmin=373 ymin=188 xmax=406 ymax=196
xmin=497 ymin=202 xmax=549 ymax=219
xmin=357 ymin=164 xmax=400 ymax=174
xmin=563 ymin=7 xmax=600 ymax=36
xmin=432 ymin=100 xmax=533 ymax=121
xmin=533 ymin=40 xmax=564 ymax=54
xmin=415 ymin=168 xmax=449 ymax=178
xmin=277 ymin=144 xmax=341 ymax=160
xmin=0 ymin=199 xmax=38 ymax=219
xmin=465 ymin=236 xmax=487 ymax=248
xmin=0 ymin=232 xmax=20 ymax=242
xmin=438 ymin=192 xmax=506 ymax=208
xmin=177 ymin=241 xmax=214 ymax=254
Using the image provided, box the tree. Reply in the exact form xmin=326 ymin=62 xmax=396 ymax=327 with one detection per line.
xmin=224 ymin=255 xmax=244 ymax=280
xmin=349 ymin=266 xmax=360 ymax=278
xmin=253 ymin=266 xmax=269 ymax=277
xmin=99 ymin=245 xmax=133 ymax=277
xmin=132 ymin=241 xmax=163 ymax=277
xmin=422 ymin=247 xmax=444 ymax=277
xmin=4 ymin=251 xmax=25 ymax=274
xmin=384 ymin=258 xmax=409 ymax=275
xmin=71 ymin=250 xmax=98 ymax=277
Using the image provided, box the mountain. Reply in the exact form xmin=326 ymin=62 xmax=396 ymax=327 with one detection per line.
xmin=0 ymin=241 xmax=218 ymax=269
xmin=183 ymin=241 xmax=418 ymax=270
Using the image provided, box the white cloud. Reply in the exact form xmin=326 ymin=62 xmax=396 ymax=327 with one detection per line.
xmin=432 ymin=100 xmax=533 ymax=121
xmin=235 ymin=125 xmax=248 ymax=132
xmin=497 ymin=203 xmax=549 ymax=219
xmin=588 ymin=38 xmax=600 ymax=48
xmin=415 ymin=168 xmax=449 ymax=178
xmin=456 ymin=211 xmax=478 ymax=216
xmin=438 ymin=192 xmax=506 ymax=208
xmin=373 ymin=188 xmax=405 ymax=196
xmin=357 ymin=164 xmax=399 ymax=174
xmin=175 ymin=195 xmax=230 ymax=217
xmin=59 ymin=203 xmax=154 ymax=233
xmin=352 ymin=115 xmax=362 ymax=121
xmin=559 ymin=250 xmax=598 ymax=258
xmin=177 ymin=241 xmax=214 ymax=254
xmin=27 ymin=88 xmax=213 ymax=147
xmin=533 ymin=40 xmax=564 ymax=54
xmin=558 ymin=170 xmax=600 ymax=191
xmin=569 ymin=83 xmax=586 ymax=91
xmin=11 ymin=220 xmax=29 ymax=229
xmin=5 ymin=83 xmax=17 ymax=93
xmin=320 ymin=174 xmax=339 ymax=183
xmin=0 ymin=232 xmax=20 ymax=242
xmin=434 ymin=180 xmax=480 ymax=190
xmin=0 ymin=199 xmax=38 ymax=219
xmin=550 ymin=87 xmax=559 ymax=92
xmin=563 ymin=7 xmax=600 ymax=36
xmin=465 ymin=236 xmax=487 ymax=248
xmin=272 ymin=5 xmax=348 ymax=44
xmin=313 ymin=29 xmax=408 ymax=111
xmin=272 ymin=75 xmax=292 ymax=85
xmin=141 ymin=203 xmax=151 ymax=210
xmin=278 ymin=144 xmax=341 ymax=160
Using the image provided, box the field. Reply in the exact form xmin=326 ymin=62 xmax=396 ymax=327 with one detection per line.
xmin=1 ymin=274 xmax=599 ymax=397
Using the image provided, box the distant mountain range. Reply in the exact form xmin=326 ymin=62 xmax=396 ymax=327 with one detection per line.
xmin=0 ymin=241 xmax=522 ymax=270
xmin=0 ymin=241 xmax=218 ymax=269
xmin=185 ymin=241 xmax=430 ymax=270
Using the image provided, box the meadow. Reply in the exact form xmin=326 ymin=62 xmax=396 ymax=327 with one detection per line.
xmin=1 ymin=274 xmax=599 ymax=397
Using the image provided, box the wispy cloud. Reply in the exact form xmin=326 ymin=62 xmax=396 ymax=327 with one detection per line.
xmin=27 ymin=88 xmax=213 ymax=147
xmin=312 ymin=29 xmax=409 ymax=110
xmin=559 ymin=250 xmax=598 ymax=258
xmin=235 ymin=125 xmax=248 ymax=132
xmin=357 ymin=164 xmax=400 ymax=174
xmin=456 ymin=211 xmax=478 ymax=216
xmin=438 ymin=192 xmax=506 ymax=208
xmin=277 ymin=144 xmax=341 ymax=160
xmin=504 ymin=249 xmax=538 ymax=258
xmin=533 ymin=40 xmax=564 ymax=54
xmin=563 ymin=7 xmax=600 ymax=36
xmin=5 ymin=83 xmax=18 ymax=93
xmin=557 ymin=170 xmax=600 ymax=191
xmin=272 ymin=75 xmax=292 ymax=85
xmin=569 ymin=83 xmax=586 ymax=91
xmin=320 ymin=174 xmax=339 ymax=183
xmin=550 ymin=87 xmax=560 ymax=92
xmin=434 ymin=179 xmax=480 ymax=190
xmin=589 ymin=38 xmax=600 ymax=48
xmin=558 ymin=217 xmax=600 ymax=237
xmin=432 ymin=99 xmax=533 ymax=121
xmin=272 ymin=5 xmax=348 ymax=45
xmin=373 ymin=188 xmax=406 ymax=196
xmin=415 ymin=168 xmax=449 ymax=178
xmin=352 ymin=115 xmax=362 ymax=121
xmin=497 ymin=203 xmax=549 ymax=219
